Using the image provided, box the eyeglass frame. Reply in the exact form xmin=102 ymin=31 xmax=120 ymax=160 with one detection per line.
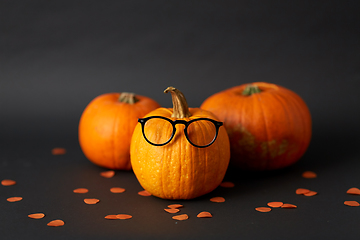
xmin=138 ymin=116 xmax=223 ymax=148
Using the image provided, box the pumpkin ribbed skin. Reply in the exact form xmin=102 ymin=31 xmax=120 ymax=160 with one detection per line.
xmin=79 ymin=93 xmax=160 ymax=170
xmin=201 ymin=82 xmax=311 ymax=171
xmin=130 ymin=107 xmax=230 ymax=200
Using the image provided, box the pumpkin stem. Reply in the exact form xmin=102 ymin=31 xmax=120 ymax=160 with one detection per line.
xmin=164 ymin=87 xmax=192 ymax=118
xmin=118 ymin=92 xmax=139 ymax=104
xmin=242 ymin=84 xmax=262 ymax=96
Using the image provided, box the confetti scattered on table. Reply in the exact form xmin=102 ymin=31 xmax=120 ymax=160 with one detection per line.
xmin=100 ymin=170 xmax=115 ymax=178
xmin=302 ymin=171 xmax=317 ymax=178
xmin=168 ymin=204 xmax=183 ymax=209
xmin=172 ymin=214 xmax=189 ymax=220
xmin=210 ymin=197 xmax=225 ymax=203
xmin=47 ymin=219 xmax=65 ymax=227
xmin=110 ymin=187 xmax=126 ymax=193
xmin=303 ymin=191 xmax=318 ymax=196
xmin=164 ymin=208 xmax=180 ymax=213
xmin=344 ymin=201 xmax=360 ymax=207
xmin=281 ymin=203 xmax=297 ymax=209
xmin=116 ymin=214 xmax=132 ymax=220
xmin=73 ymin=188 xmax=89 ymax=194
xmin=84 ymin=198 xmax=100 ymax=204
xmin=255 ymin=207 xmax=272 ymax=212
xmin=7 ymin=197 xmax=23 ymax=202
xmin=346 ymin=187 xmax=360 ymax=195
xmin=197 ymin=211 xmax=213 ymax=218
xmin=267 ymin=202 xmax=284 ymax=208
xmin=296 ymin=188 xmax=311 ymax=195
xmin=1 ymin=179 xmax=16 ymax=186
xmin=138 ymin=190 xmax=151 ymax=196
xmin=51 ymin=148 xmax=66 ymax=155
xmin=28 ymin=213 xmax=45 ymax=219
xmin=220 ymin=182 xmax=235 ymax=188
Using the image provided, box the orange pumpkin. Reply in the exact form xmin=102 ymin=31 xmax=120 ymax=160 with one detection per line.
xmin=201 ymin=82 xmax=311 ymax=171
xmin=79 ymin=92 xmax=160 ymax=170
xmin=130 ymin=87 xmax=230 ymax=199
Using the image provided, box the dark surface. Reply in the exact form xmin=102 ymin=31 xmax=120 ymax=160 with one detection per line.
xmin=1 ymin=1 xmax=360 ymax=239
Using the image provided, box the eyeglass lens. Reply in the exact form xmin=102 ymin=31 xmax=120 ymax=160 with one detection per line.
xmin=143 ymin=117 xmax=173 ymax=145
xmin=143 ymin=118 xmax=217 ymax=147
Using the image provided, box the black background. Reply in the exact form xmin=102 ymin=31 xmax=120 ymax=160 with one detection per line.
xmin=1 ymin=1 xmax=360 ymax=239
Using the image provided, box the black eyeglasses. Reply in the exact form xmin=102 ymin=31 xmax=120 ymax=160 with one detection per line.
xmin=138 ymin=116 xmax=223 ymax=148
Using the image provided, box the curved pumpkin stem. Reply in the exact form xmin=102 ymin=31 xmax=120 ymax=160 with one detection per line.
xmin=118 ymin=92 xmax=139 ymax=104
xmin=164 ymin=87 xmax=192 ymax=118
xmin=242 ymin=84 xmax=262 ymax=96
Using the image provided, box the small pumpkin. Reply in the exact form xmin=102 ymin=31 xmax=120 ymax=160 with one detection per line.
xmin=79 ymin=92 xmax=160 ymax=170
xmin=201 ymin=82 xmax=311 ymax=171
xmin=130 ymin=87 xmax=230 ymax=200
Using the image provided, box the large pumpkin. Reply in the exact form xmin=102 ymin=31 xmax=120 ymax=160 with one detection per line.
xmin=201 ymin=82 xmax=311 ymax=171
xmin=79 ymin=92 xmax=160 ymax=170
xmin=130 ymin=87 xmax=230 ymax=200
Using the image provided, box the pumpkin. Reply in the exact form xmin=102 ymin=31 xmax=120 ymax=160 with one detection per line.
xmin=201 ymin=82 xmax=311 ymax=171
xmin=130 ymin=87 xmax=230 ymax=200
xmin=79 ymin=92 xmax=160 ymax=170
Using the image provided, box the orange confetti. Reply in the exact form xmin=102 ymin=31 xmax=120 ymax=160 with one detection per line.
xmin=172 ymin=214 xmax=189 ymax=221
xmin=138 ymin=190 xmax=151 ymax=196
xmin=347 ymin=187 xmax=360 ymax=195
xmin=1 ymin=179 xmax=16 ymax=186
xmin=304 ymin=191 xmax=318 ymax=196
xmin=255 ymin=207 xmax=272 ymax=212
xmin=51 ymin=148 xmax=66 ymax=155
xmin=116 ymin=214 xmax=132 ymax=220
xmin=197 ymin=211 xmax=213 ymax=218
xmin=7 ymin=197 xmax=23 ymax=202
xmin=168 ymin=204 xmax=183 ymax=209
xmin=100 ymin=170 xmax=115 ymax=178
xmin=281 ymin=203 xmax=297 ymax=209
xmin=296 ymin=188 xmax=311 ymax=195
xmin=210 ymin=197 xmax=225 ymax=203
xmin=220 ymin=181 xmax=235 ymax=188
xmin=47 ymin=219 xmax=65 ymax=227
xmin=267 ymin=202 xmax=284 ymax=208
xmin=73 ymin=188 xmax=89 ymax=194
xmin=164 ymin=208 xmax=180 ymax=214
xmin=110 ymin=187 xmax=126 ymax=193
xmin=105 ymin=215 xmax=118 ymax=220
xmin=302 ymin=171 xmax=317 ymax=178
xmin=28 ymin=213 xmax=45 ymax=219
xmin=84 ymin=198 xmax=100 ymax=204
xmin=344 ymin=201 xmax=360 ymax=207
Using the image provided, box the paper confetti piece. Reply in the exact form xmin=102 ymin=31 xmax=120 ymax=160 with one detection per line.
xmin=100 ymin=170 xmax=115 ymax=178
xmin=172 ymin=214 xmax=189 ymax=220
xmin=197 ymin=211 xmax=213 ymax=218
xmin=51 ymin=148 xmax=66 ymax=155
xmin=220 ymin=182 xmax=235 ymax=188
xmin=255 ymin=207 xmax=272 ymax=212
xmin=7 ymin=197 xmax=23 ymax=202
xmin=210 ymin=197 xmax=225 ymax=203
xmin=116 ymin=214 xmax=132 ymax=220
xmin=84 ymin=198 xmax=100 ymax=204
xmin=1 ymin=179 xmax=16 ymax=186
xmin=164 ymin=208 xmax=180 ymax=213
xmin=28 ymin=213 xmax=45 ymax=219
xmin=267 ymin=202 xmax=284 ymax=208
xmin=344 ymin=201 xmax=360 ymax=207
xmin=138 ymin=190 xmax=151 ymax=196
xmin=302 ymin=171 xmax=317 ymax=178
xmin=47 ymin=220 xmax=65 ymax=227
xmin=110 ymin=187 xmax=126 ymax=193
xmin=73 ymin=188 xmax=89 ymax=193
xmin=347 ymin=187 xmax=360 ymax=195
